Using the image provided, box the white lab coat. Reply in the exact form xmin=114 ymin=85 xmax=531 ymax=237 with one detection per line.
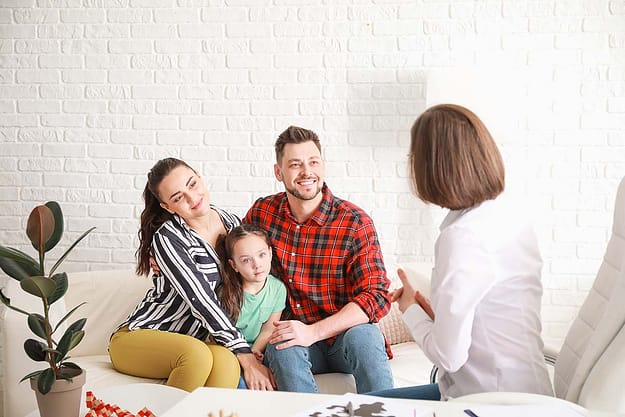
xmin=403 ymin=195 xmax=554 ymax=400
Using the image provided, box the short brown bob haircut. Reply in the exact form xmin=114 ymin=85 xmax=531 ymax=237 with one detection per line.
xmin=409 ymin=104 xmax=505 ymax=210
xmin=275 ymin=125 xmax=321 ymax=163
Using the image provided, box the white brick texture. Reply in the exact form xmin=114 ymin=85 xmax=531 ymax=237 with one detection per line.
xmin=0 ymin=2 xmax=624 ymax=414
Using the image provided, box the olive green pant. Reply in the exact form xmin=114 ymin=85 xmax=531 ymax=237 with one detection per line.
xmin=109 ymin=327 xmax=240 ymax=392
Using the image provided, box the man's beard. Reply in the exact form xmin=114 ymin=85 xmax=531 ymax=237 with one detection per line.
xmin=284 ymin=181 xmax=322 ymax=201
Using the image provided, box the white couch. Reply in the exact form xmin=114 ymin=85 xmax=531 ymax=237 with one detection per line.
xmin=1 ymin=264 xmax=433 ymax=417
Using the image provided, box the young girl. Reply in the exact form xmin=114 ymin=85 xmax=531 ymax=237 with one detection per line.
xmin=219 ymin=224 xmax=287 ymax=363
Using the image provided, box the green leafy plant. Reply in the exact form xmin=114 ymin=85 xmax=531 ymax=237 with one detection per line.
xmin=0 ymin=201 xmax=95 ymax=394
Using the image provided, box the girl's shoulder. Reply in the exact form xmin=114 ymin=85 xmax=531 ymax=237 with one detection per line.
xmin=267 ymin=274 xmax=287 ymax=292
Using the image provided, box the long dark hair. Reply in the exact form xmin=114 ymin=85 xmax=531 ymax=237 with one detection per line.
xmin=136 ymin=157 xmax=195 ymax=276
xmin=218 ymin=224 xmax=272 ymax=322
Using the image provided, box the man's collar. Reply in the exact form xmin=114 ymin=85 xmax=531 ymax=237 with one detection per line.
xmin=279 ymin=183 xmax=332 ymax=225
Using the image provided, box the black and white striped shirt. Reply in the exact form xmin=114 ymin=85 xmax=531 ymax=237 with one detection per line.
xmin=123 ymin=206 xmax=251 ymax=354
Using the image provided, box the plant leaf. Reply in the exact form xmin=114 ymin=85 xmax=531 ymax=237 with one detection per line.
xmin=48 ymin=272 xmax=68 ymax=306
xmin=66 ymin=317 xmax=87 ymax=333
xmin=43 ymin=201 xmax=64 ymax=252
xmin=24 ymin=339 xmax=47 ymax=362
xmin=56 ymin=373 xmax=74 ymax=382
xmin=0 ymin=289 xmax=31 ymax=316
xmin=60 ymin=362 xmax=81 ymax=370
xmin=53 ymin=301 xmax=86 ymax=334
xmin=26 ymin=205 xmax=55 ymax=256
xmin=49 ymin=227 xmax=96 ymax=276
xmin=27 ymin=313 xmax=47 ymax=340
xmin=0 ymin=245 xmax=40 ymax=281
xmin=37 ymin=368 xmax=56 ymax=395
xmin=56 ymin=319 xmax=87 ymax=361
xmin=20 ymin=369 xmax=44 ymax=383
xmin=20 ymin=276 xmax=56 ymax=299
xmin=68 ymin=330 xmax=84 ymax=351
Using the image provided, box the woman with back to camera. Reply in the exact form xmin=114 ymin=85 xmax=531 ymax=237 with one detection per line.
xmin=371 ymin=104 xmax=553 ymax=400
xmin=108 ymin=157 xmax=275 ymax=392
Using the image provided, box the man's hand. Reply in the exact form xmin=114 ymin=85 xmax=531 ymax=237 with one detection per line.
xmin=269 ymin=320 xmax=319 ymax=350
xmin=237 ymin=353 xmax=275 ymax=390
xmin=392 ymin=268 xmax=434 ymax=320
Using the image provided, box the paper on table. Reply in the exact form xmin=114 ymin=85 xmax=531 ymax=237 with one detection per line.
xmin=294 ymin=392 xmax=431 ymax=417
xmin=464 ymin=404 xmax=587 ymax=417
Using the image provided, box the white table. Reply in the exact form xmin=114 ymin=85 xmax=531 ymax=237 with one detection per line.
xmin=160 ymin=387 xmax=623 ymax=417
xmin=24 ymin=383 xmax=187 ymax=417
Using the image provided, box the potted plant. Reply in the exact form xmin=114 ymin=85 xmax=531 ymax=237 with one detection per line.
xmin=0 ymin=201 xmax=95 ymax=417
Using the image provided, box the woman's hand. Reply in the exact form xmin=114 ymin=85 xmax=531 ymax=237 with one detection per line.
xmin=252 ymin=350 xmax=264 ymax=362
xmin=392 ymin=268 xmax=434 ymax=320
xmin=392 ymin=268 xmax=418 ymax=313
xmin=237 ymin=353 xmax=275 ymax=391
xmin=149 ymin=256 xmax=161 ymax=275
xmin=414 ymin=290 xmax=434 ymax=320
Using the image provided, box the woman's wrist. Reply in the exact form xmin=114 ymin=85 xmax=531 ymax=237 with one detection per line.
xmin=236 ymin=352 xmax=255 ymax=369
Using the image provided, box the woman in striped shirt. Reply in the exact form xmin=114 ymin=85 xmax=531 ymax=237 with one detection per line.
xmin=109 ymin=158 xmax=275 ymax=391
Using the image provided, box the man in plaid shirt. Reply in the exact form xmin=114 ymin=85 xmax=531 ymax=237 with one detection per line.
xmin=243 ymin=126 xmax=394 ymax=393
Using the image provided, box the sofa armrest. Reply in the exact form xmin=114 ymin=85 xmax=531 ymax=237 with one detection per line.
xmin=543 ymin=345 xmax=559 ymax=367
xmin=65 ymin=270 xmax=152 ymax=357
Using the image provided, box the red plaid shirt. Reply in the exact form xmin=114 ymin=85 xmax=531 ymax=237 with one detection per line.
xmin=243 ymin=184 xmax=391 ymax=328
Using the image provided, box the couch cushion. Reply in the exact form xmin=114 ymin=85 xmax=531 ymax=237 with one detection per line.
xmin=81 ymin=355 xmax=165 ymax=387
xmin=390 ymin=341 xmax=434 ymax=388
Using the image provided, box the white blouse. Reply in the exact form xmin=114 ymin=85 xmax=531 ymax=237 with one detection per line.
xmin=403 ymin=195 xmax=554 ymax=400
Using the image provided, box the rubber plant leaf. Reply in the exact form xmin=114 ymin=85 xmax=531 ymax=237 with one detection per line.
xmin=23 ymin=339 xmax=46 ymax=362
xmin=26 ymin=205 xmax=55 ymax=256
xmin=20 ymin=276 xmax=56 ymax=299
xmin=57 ymin=372 xmax=77 ymax=382
xmin=37 ymin=368 xmax=56 ymax=394
xmin=47 ymin=272 xmax=68 ymax=306
xmin=19 ymin=370 xmax=43 ymax=383
xmin=48 ymin=227 xmax=96 ymax=277
xmin=27 ymin=313 xmax=47 ymax=340
xmin=60 ymin=362 xmax=80 ymax=370
xmin=43 ymin=201 xmax=64 ymax=252
xmin=0 ymin=289 xmax=31 ymax=316
xmin=56 ymin=318 xmax=87 ymax=361
xmin=53 ymin=301 xmax=87 ymax=334
xmin=0 ymin=246 xmax=40 ymax=281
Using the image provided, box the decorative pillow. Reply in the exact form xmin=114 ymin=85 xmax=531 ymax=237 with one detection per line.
xmin=379 ymin=303 xmax=413 ymax=345
xmin=379 ymin=262 xmax=433 ymax=345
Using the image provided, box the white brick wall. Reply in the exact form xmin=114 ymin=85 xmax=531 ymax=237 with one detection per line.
xmin=0 ymin=2 xmax=624 ymax=413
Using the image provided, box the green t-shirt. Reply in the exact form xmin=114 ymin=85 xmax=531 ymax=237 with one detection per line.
xmin=236 ymin=274 xmax=287 ymax=345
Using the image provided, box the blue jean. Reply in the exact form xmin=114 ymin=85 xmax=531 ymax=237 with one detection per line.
xmin=368 ymin=383 xmax=441 ymax=401
xmin=264 ymin=323 xmax=393 ymax=393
